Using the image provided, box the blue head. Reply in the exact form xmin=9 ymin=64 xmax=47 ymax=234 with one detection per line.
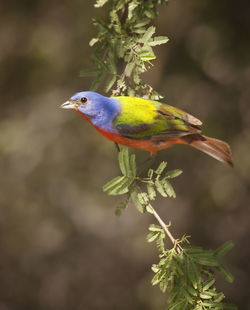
xmin=61 ymin=91 xmax=120 ymax=130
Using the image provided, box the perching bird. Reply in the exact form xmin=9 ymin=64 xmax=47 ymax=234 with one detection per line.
xmin=61 ymin=91 xmax=233 ymax=166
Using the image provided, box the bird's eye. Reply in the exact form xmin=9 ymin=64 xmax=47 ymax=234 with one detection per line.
xmin=80 ymin=97 xmax=88 ymax=104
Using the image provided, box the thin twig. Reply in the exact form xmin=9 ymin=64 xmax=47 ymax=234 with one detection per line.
xmin=151 ymin=206 xmax=181 ymax=253
xmin=151 ymin=207 xmax=174 ymax=244
xmin=135 ymin=182 xmax=181 ymax=252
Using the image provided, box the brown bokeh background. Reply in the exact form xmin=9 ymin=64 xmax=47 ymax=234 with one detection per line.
xmin=0 ymin=0 xmax=250 ymax=309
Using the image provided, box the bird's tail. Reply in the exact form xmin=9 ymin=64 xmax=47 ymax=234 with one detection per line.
xmin=181 ymin=134 xmax=233 ymax=166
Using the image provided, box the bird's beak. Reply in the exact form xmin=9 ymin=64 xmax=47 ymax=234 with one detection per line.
xmin=60 ymin=101 xmax=78 ymax=110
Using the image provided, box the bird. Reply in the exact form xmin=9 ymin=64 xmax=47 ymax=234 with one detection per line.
xmin=61 ymin=91 xmax=233 ymax=166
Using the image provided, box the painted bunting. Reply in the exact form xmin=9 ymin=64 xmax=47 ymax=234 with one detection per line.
xmin=61 ymin=91 xmax=233 ymax=166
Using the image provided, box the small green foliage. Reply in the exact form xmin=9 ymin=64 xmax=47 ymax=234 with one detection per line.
xmin=153 ymin=161 xmax=182 ymax=198
xmin=102 ymin=148 xmax=236 ymax=309
xmin=103 ymin=147 xmax=181 ymax=207
xmin=131 ymin=187 xmax=145 ymax=213
xmin=155 ymin=161 xmax=168 ymax=175
xmin=147 ymin=224 xmax=165 ymax=247
xmin=150 ymin=235 xmax=236 ymax=310
xmin=118 ymin=147 xmax=136 ymax=177
xmin=214 ymin=240 xmax=235 ymax=258
xmin=94 ymin=0 xmax=109 ymax=8
xmin=83 ymin=0 xmax=169 ymax=99
xmin=103 ymin=148 xmax=136 ymax=195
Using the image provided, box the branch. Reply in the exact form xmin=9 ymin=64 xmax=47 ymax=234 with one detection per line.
xmin=134 ymin=177 xmax=181 ymax=252
xmin=151 ymin=205 xmax=181 ymax=253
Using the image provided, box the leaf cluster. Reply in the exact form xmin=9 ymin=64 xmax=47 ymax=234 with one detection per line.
xmin=148 ymin=233 xmax=236 ymax=310
xmin=82 ymin=0 xmax=169 ymax=98
xmin=103 ymin=148 xmax=236 ymax=309
xmin=103 ymin=148 xmax=182 ymax=215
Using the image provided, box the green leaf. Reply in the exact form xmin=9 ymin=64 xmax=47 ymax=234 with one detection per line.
xmin=191 ymin=253 xmax=219 ymax=267
xmin=156 ymin=234 xmax=165 ymax=252
xmin=214 ymin=240 xmax=234 ymax=258
xmin=139 ymin=26 xmax=156 ymax=43
xmin=199 ymin=292 xmax=213 ymax=299
xmin=186 ymin=258 xmax=200 ymax=289
xmin=147 ymin=232 xmax=159 ymax=242
xmin=147 ymin=183 xmax=156 ymax=200
xmin=146 ymin=204 xmax=154 ymax=214
xmin=115 ymin=40 xmax=125 ymax=58
xmin=133 ymin=28 xmax=147 ymax=34
xmin=94 ymin=0 xmax=109 ymax=7
xmin=138 ymin=192 xmax=149 ymax=205
xmin=151 ymin=264 xmax=159 ymax=273
xmin=144 ymin=9 xmax=156 ymax=19
xmin=151 ymin=272 xmax=161 ymax=286
xmin=134 ymin=19 xmax=151 ymax=28
xmin=138 ymin=47 xmax=156 ymax=61
xmin=103 ymin=176 xmax=133 ymax=195
xmin=129 ymin=153 xmax=136 ymax=177
xmin=147 ymin=168 xmax=154 ymax=179
xmin=213 ymin=292 xmax=225 ymax=303
xmin=163 ymin=179 xmax=176 ymax=198
xmin=155 ymin=161 xmax=167 ymax=175
xmin=133 ymin=73 xmax=141 ymax=84
xmin=182 ymin=289 xmax=194 ymax=304
xmin=125 ymin=62 xmax=135 ymax=77
xmin=89 ymin=37 xmax=99 ymax=46
xmin=202 ymin=278 xmax=215 ymax=291
xmin=115 ymin=0 xmax=126 ymax=11
xmin=168 ymin=284 xmax=180 ymax=304
xmin=149 ymin=224 xmax=162 ymax=232
xmin=216 ymin=265 xmax=234 ymax=283
xmin=165 ymin=169 xmax=183 ymax=179
xmin=103 ymin=176 xmax=125 ymax=192
xmin=104 ymin=74 xmax=117 ymax=93
xmin=118 ymin=148 xmax=130 ymax=176
xmin=128 ymin=2 xmax=138 ymax=20
xmin=112 ymin=177 xmax=133 ymax=195
xmin=186 ymin=285 xmax=198 ymax=297
xmin=155 ymin=179 xmax=167 ymax=197
xmin=149 ymin=36 xmax=169 ymax=46
xmin=110 ymin=10 xmax=121 ymax=33
xmin=159 ymin=280 xmax=167 ymax=293
xmin=131 ymin=189 xmax=145 ymax=213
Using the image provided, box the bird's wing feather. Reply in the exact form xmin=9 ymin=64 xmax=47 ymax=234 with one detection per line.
xmin=112 ymin=97 xmax=201 ymax=140
xmin=156 ymin=103 xmax=202 ymax=126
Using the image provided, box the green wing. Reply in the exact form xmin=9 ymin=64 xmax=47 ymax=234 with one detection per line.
xmin=112 ymin=96 xmax=202 ymax=140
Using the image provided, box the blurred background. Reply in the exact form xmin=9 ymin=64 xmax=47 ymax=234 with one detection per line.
xmin=0 ymin=0 xmax=250 ymax=309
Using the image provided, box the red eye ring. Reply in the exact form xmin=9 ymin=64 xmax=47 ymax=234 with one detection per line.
xmin=80 ymin=97 xmax=88 ymax=104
